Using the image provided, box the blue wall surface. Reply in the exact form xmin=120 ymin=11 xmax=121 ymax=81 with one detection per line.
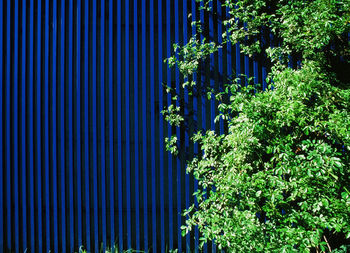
xmin=0 ymin=0 xmax=267 ymax=252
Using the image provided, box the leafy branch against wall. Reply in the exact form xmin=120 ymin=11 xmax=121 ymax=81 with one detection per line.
xmin=164 ymin=0 xmax=350 ymax=252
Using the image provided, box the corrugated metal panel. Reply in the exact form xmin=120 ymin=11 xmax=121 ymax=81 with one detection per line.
xmin=0 ymin=0 xmax=267 ymax=252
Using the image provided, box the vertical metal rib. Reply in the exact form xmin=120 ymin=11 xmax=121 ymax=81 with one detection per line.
xmin=117 ymin=0 xmax=124 ymax=250
xmin=209 ymin=3 xmax=216 ymax=252
xmin=174 ymin=0 xmax=182 ymax=250
xmin=52 ymin=1 xmax=59 ymax=251
xmin=158 ymin=0 xmax=165 ymax=251
xmin=36 ymin=0 xmax=43 ymax=251
xmin=191 ymin=0 xmax=199 ymax=251
xmin=92 ymin=0 xmax=99 ymax=250
xmin=76 ymin=0 xmax=83 ymax=247
xmin=44 ymin=0 xmax=51 ymax=250
xmin=14 ymin=0 xmax=20 ymax=251
xmin=29 ymin=0 xmax=36 ymax=250
xmin=133 ymin=0 xmax=141 ymax=249
xmin=150 ymin=0 xmax=157 ymax=251
xmin=183 ymin=0 xmax=191 ymax=251
xmin=125 ymin=0 xmax=132 ymax=249
xmin=217 ymin=0 xmax=224 ymax=134
xmin=200 ymin=2 xmax=207 ymax=252
xmin=166 ymin=0 xmax=173 ymax=249
xmin=141 ymin=0 xmax=149 ymax=250
xmin=101 ymin=0 xmax=107 ymax=250
xmin=5 ymin=0 xmax=12 ymax=249
xmin=59 ymin=0 xmax=67 ymax=250
xmin=68 ymin=0 xmax=74 ymax=250
xmin=0 ymin=0 xmax=4 ymax=250
xmin=108 ymin=0 xmax=115 ymax=248
xmin=83 ymin=0 xmax=91 ymax=250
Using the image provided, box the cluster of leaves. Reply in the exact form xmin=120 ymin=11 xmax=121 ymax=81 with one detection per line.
xmin=184 ymin=62 xmax=350 ymax=252
xmin=165 ymin=0 xmax=350 ymax=252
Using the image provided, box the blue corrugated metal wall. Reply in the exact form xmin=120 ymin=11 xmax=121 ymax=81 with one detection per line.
xmin=0 ymin=0 xmax=267 ymax=252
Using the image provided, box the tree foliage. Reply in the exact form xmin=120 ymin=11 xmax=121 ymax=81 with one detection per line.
xmin=164 ymin=0 xmax=350 ymax=252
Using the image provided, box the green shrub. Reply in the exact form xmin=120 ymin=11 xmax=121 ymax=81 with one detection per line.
xmin=165 ymin=0 xmax=350 ymax=252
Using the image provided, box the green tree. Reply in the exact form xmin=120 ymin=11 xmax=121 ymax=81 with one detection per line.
xmin=164 ymin=0 xmax=350 ymax=252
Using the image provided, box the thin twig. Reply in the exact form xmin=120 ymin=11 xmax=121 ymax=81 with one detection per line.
xmin=323 ymin=235 xmax=332 ymax=252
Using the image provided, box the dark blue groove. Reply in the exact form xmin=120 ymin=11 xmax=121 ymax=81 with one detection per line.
xmin=150 ymin=0 xmax=157 ymax=251
xmin=117 ymin=0 xmax=124 ymax=250
xmin=166 ymin=0 xmax=173 ymax=248
xmin=0 ymin=0 xmax=4 ymax=251
xmin=109 ymin=0 xmax=115 ymax=248
xmin=52 ymin=1 xmax=59 ymax=251
xmin=141 ymin=0 xmax=148 ymax=250
xmin=44 ymin=0 xmax=50 ymax=250
xmin=14 ymin=0 xmax=20 ymax=251
xmin=125 ymin=0 xmax=132 ymax=249
xmin=60 ymin=0 xmax=67 ymax=250
xmin=100 ymin=0 xmax=107 ymax=250
xmin=158 ymin=0 xmax=165 ymax=251
xmin=84 ymin=0 xmax=91 ymax=250
xmin=5 ymin=0 xmax=11 ymax=250
xmin=92 ymin=0 xmax=99 ymax=251
xmin=36 ymin=0 xmax=43 ymax=251
xmin=76 ymin=0 xmax=83 ymax=248
xmin=29 ymin=0 xmax=35 ymax=250
xmin=68 ymin=0 xmax=74 ymax=251
xmin=134 ymin=0 xmax=141 ymax=249
xmin=174 ymin=0 xmax=182 ymax=251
